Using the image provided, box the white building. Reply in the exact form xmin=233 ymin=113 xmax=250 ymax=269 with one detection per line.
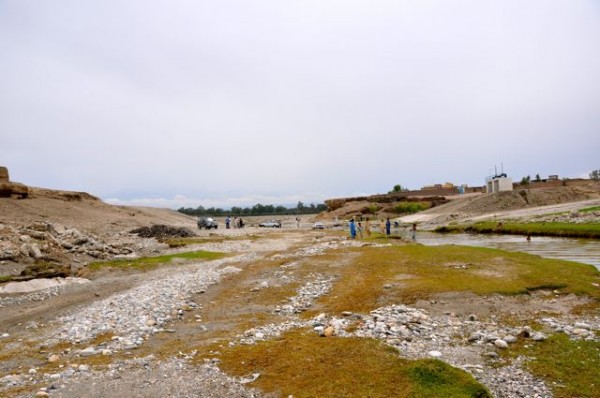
xmin=486 ymin=175 xmax=513 ymax=193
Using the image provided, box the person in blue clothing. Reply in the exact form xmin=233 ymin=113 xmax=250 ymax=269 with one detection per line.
xmin=385 ymin=217 xmax=391 ymax=236
xmin=349 ymin=218 xmax=357 ymax=239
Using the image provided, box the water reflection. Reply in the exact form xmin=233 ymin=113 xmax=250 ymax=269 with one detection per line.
xmin=407 ymin=231 xmax=600 ymax=270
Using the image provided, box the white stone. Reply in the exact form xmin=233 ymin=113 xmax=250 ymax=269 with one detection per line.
xmin=503 ymin=335 xmax=517 ymax=344
xmin=79 ymin=347 xmax=98 ymax=357
xmin=494 ymin=339 xmax=509 ymax=349
xmin=574 ymin=322 xmax=591 ymax=330
xmin=48 ymin=354 xmax=60 ymax=363
xmin=572 ymin=328 xmax=589 ymax=336
xmin=428 ymin=350 xmax=442 ymax=358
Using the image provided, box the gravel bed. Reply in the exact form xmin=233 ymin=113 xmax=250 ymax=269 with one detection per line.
xmin=48 ymin=259 xmax=243 ymax=351
xmin=2 ymin=237 xmax=599 ymax=398
xmin=47 ymin=357 xmax=264 ymax=398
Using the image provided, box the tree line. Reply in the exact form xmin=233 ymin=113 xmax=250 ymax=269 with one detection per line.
xmin=177 ymin=201 xmax=328 ymax=217
xmin=520 ymin=170 xmax=600 ymax=185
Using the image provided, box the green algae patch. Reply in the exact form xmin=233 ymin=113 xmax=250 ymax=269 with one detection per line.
xmin=436 ymin=221 xmax=600 ymax=239
xmin=215 ymin=329 xmax=491 ymax=398
xmin=163 ymin=236 xmax=229 ymax=248
xmin=88 ymin=250 xmax=227 ymax=271
xmin=312 ymin=245 xmax=600 ymax=315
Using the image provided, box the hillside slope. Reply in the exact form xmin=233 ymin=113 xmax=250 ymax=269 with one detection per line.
xmin=397 ymin=183 xmax=600 ymax=226
xmin=0 ymin=187 xmax=196 ymax=236
xmin=0 ymin=187 xmax=197 ymax=278
xmin=320 ymin=183 xmax=600 ymax=227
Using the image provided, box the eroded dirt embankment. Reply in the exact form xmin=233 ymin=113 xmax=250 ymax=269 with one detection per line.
xmin=396 ymin=184 xmax=600 ymax=227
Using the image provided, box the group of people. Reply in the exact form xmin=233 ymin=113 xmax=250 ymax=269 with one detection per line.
xmin=225 ymin=216 xmax=244 ymax=229
xmin=348 ymin=217 xmax=417 ymax=240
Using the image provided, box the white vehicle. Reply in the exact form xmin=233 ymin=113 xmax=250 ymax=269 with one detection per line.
xmin=312 ymin=222 xmax=325 ymax=230
xmin=259 ymin=220 xmax=282 ymax=228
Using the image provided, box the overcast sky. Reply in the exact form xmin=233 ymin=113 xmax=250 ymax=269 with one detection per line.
xmin=1 ymin=1 xmax=599 ymax=209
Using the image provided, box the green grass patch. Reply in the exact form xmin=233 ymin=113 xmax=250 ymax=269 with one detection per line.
xmin=436 ymin=221 xmax=600 ymax=239
xmin=88 ymin=250 xmax=226 ymax=270
xmin=505 ymin=333 xmax=600 ymax=398
xmin=393 ymin=202 xmax=432 ymax=215
xmin=162 ymin=237 xmax=228 ymax=248
xmin=214 ymin=329 xmax=491 ymax=398
xmin=0 ymin=275 xmax=13 ymax=283
xmin=580 ymin=206 xmax=600 ymax=213
xmin=311 ymin=245 xmax=600 ymax=315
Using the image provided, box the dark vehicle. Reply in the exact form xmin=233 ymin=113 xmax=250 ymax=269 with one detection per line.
xmin=259 ymin=220 xmax=281 ymax=228
xmin=197 ymin=217 xmax=218 ymax=230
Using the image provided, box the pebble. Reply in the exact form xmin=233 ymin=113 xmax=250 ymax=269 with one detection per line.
xmin=503 ymin=335 xmax=517 ymax=344
xmin=494 ymin=339 xmax=508 ymax=349
xmin=48 ymin=354 xmax=60 ymax=363
xmin=323 ymin=326 xmax=335 ymax=337
xmin=532 ymin=332 xmax=547 ymax=341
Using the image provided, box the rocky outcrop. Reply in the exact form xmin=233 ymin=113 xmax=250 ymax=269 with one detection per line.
xmin=130 ymin=225 xmax=196 ymax=239
xmin=323 ymin=193 xmax=449 ymax=220
xmin=0 ymin=221 xmax=170 ymax=279
xmin=0 ymin=166 xmax=29 ymax=198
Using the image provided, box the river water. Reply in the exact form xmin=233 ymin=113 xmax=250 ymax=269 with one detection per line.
xmin=406 ymin=231 xmax=600 ymax=270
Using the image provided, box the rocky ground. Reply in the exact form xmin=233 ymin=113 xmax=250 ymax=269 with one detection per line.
xmin=1 ymin=188 xmax=599 ymax=397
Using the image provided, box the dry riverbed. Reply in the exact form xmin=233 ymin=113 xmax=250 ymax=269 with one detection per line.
xmin=1 ymin=226 xmax=599 ymax=398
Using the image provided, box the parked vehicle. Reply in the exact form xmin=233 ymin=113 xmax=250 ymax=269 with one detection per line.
xmin=312 ymin=222 xmax=325 ymax=230
xmin=197 ymin=217 xmax=218 ymax=229
xmin=259 ymin=220 xmax=282 ymax=228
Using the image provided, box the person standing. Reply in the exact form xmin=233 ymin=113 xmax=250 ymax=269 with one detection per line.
xmin=380 ymin=219 xmax=386 ymax=235
xmin=365 ymin=217 xmax=371 ymax=237
xmin=357 ymin=222 xmax=364 ymax=239
xmin=349 ymin=218 xmax=357 ymax=239
xmin=385 ymin=218 xmax=391 ymax=236
xmin=225 ymin=216 xmax=231 ymax=229
xmin=411 ymin=223 xmax=417 ymax=240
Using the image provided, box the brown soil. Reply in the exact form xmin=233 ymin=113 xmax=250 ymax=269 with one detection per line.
xmin=395 ymin=183 xmax=600 ymax=226
xmin=0 ymin=186 xmax=198 ymax=236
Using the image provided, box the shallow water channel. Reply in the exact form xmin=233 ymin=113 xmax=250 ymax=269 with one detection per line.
xmin=407 ymin=231 xmax=600 ymax=270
